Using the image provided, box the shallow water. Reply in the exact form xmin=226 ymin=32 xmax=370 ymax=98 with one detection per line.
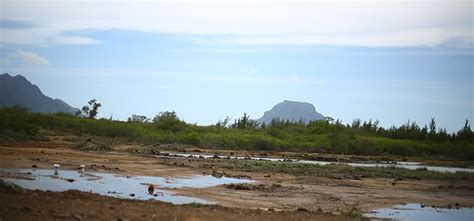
xmin=164 ymin=152 xmax=474 ymax=173
xmin=365 ymin=203 xmax=474 ymax=221
xmin=0 ymin=168 xmax=254 ymax=205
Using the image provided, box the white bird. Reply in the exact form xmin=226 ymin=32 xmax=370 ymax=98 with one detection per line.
xmin=53 ymin=164 xmax=60 ymax=175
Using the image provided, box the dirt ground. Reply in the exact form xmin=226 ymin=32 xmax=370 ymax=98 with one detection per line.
xmin=0 ymin=138 xmax=473 ymax=220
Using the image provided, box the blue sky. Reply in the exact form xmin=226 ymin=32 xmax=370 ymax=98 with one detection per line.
xmin=0 ymin=0 xmax=472 ymax=132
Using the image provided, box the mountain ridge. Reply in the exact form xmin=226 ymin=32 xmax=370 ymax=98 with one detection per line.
xmin=0 ymin=73 xmax=79 ymax=114
xmin=257 ymin=100 xmax=324 ymax=124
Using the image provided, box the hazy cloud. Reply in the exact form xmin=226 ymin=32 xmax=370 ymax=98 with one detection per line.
xmin=0 ymin=19 xmax=35 ymax=29
xmin=0 ymin=0 xmax=472 ymax=48
xmin=2 ymin=50 xmax=50 ymax=66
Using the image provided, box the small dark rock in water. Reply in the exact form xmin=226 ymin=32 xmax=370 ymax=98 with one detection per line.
xmin=212 ymin=154 xmax=220 ymax=159
xmin=297 ymin=207 xmax=308 ymax=212
xmin=148 ymin=185 xmax=154 ymax=195
xmin=129 ymin=193 xmax=135 ymax=197
xmin=32 ymin=165 xmax=38 ymax=168
xmin=211 ymin=171 xmax=223 ymax=178
xmin=66 ymin=179 xmax=75 ymax=183
xmin=153 ymin=193 xmax=159 ymax=197
xmin=420 ymin=204 xmax=426 ymax=208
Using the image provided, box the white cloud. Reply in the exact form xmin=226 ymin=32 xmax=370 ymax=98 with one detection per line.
xmin=0 ymin=0 xmax=472 ymax=48
xmin=52 ymin=36 xmax=101 ymax=45
xmin=1 ymin=50 xmax=50 ymax=66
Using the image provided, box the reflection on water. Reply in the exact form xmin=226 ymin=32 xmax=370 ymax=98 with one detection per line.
xmin=365 ymin=203 xmax=474 ymax=221
xmin=0 ymin=168 xmax=254 ymax=205
xmin=163 ymin=152 xmax=474 ymax=173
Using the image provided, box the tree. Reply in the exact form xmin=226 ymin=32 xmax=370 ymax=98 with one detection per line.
xmin=457 ymin=119 xmax=472 ymax=141
xmin=127 ymin=115 xmax=149 ymax=123
xmin=215 ymin=116 xmax=231 ymax=128
xmin=324 ymin=116 xmax=335 ymax=124
xmin=81 ymin=99 xmax=101 ymax=119
xmin=429 ymin=118 xmax=436 ymax=136
xmin=231 ymin=113 xmax=259 ymax=129
xmin=152 ymin=111 xmax=185 ymax=132
xmin=152 ymin=111 xmax=178 ymax=122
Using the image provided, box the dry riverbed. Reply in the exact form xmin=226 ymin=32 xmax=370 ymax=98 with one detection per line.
xmin=0 ymin=138 xmax=473 ymax=220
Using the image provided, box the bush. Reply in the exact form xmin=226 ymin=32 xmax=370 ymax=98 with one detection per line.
xmin=1 ymin=107 xmax=473 ymax=160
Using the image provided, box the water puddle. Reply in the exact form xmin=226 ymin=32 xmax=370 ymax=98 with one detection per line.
xmin=0 ymin=168 xmax=254 ymax=205
xmin=365 ymin=203 xmax=474 ymax=221
xmin=162 ymin=152 xmax=474 ymax=173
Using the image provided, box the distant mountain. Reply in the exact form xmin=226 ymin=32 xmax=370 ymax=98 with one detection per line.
xmin=0 ymin=73 xmax=79 ymax=114
xmin=257 ymin=100 xmax=324 ymax=124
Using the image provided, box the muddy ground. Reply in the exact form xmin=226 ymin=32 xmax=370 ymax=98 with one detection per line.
xmin=0 ymin=137 xmax=473 ymax=220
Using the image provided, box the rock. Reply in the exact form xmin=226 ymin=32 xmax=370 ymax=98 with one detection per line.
xmin=297 ymin=207 xmax=308 ymax=212
xmin=54 ymin=213 xmax=72 ymax=219
xmin=22 ymin=206 xmax=32 ymax=211
xmin=129 ymin=193 xmax=135 ymax=197
xmin=148 ymin=185 xmax=154 ymax=195
xmin=72 ymin=213 xmax=83 ymax=220
xmin=32 ymin=165 xmax=38 ymax=168
xmin=211 ymin=171 xmax=223 ymax=178
xmin=271 ymin=184 xmax=282 ymax=189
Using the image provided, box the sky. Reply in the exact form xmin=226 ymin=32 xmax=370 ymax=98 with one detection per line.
xmin=0 ymin=0 xmax=472 ymax=132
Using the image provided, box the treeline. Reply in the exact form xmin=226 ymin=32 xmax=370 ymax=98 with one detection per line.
xmin=218 ymin=113 xmax=472 ymax=143
xmin=0 ymin=107 xmax=473 ymax=160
